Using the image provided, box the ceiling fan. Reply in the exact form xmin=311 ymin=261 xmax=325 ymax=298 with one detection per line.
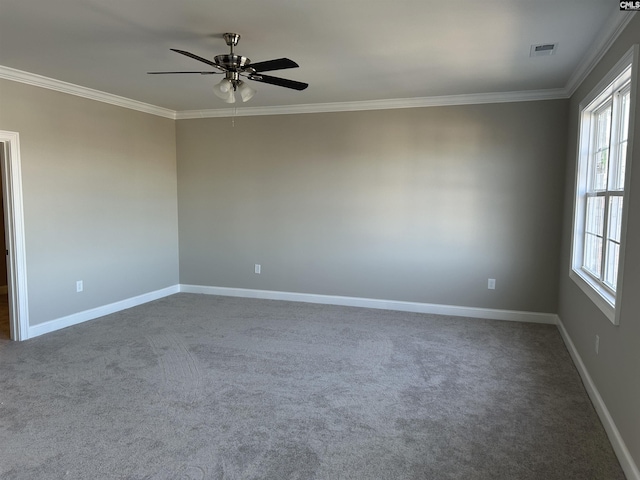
xmin=148 ymin=33 xmax=308 ymax=103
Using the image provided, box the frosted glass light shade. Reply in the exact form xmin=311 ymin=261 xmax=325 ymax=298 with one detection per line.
xmin=238 ymin=81 xmax=256 ymax=102
xmin=213 ymin=79 xmax=235 ymax=103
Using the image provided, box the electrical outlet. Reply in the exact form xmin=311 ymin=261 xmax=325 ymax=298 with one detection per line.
xmin=76 ymin=280 xmax=83 ymax=293
xmin=254 ymin=264 xmax=261 ymax=274
xmin=488 ymin=278 xmax=496 ymax=290
xmin=595 ymin=335 xmax=600 ymax=354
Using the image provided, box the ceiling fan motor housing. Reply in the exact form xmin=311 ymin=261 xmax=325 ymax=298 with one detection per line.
xmin=214 ymin=54 xmax=251 ymax=71
xmin=216 ymin=33 xmax=252 ymax=73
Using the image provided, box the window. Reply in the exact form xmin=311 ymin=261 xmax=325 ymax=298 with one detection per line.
xmin=571 ymin=46 xmax=637 ymax=325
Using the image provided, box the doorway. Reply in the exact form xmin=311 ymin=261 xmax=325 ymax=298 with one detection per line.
xmin=0 ymin=182 xmax=8 ymax=340
xmin=0 ymin=131 xmax=29 ymax=341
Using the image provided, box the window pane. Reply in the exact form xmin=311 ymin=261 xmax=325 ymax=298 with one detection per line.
xmin=593 ymin=149 xmax=609 ymax=190
xmin=592 ymin=106 xmax=611 ymax=191
xmin=597 ymin=106 xmax=612 ymax=147
xmin=614 ymin=140 xmax=627 ymax=191
xmin=591 ymin=148 xmax=609 ymax=192
xmin=604 ymin=240 xmax=620 ymax=289
xmin=608 ymin=196 xmax=623 ymax=242
xmin=585 ymin=196 xmax=604 ymax=235
xmin=583 ymin=233 xmax=602 ymax=276
xmin=612 ymin=91 xmax=630 ymax=191
xmin=620 ymin=91 xmax=630 ymax=142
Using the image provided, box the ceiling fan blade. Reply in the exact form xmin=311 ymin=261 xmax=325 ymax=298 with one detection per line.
xmin=249 ymin=58 xmax=299 ymax=72
xmin=170 ymin=49 xmax=221 ymax=69
xmin=147 ymin=71 xmax=220 ymax=75
xmin=249 ymin=74 xmax=308 ymax=91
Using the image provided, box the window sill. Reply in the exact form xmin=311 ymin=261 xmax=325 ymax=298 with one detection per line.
xmin=569 ymin=269 xmax=617 ymax=325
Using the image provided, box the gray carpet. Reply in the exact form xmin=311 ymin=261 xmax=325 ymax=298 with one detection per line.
xmin=0 ymin=293 xmax=625 ymax=479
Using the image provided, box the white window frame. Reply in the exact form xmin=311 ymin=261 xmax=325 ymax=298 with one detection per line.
xmin=570 ymin=45 xmax=638 ymax=325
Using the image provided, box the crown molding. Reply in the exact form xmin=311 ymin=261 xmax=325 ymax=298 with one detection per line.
xmin=2 ymin=8 xmax=634 ymax=121
xmin=565 ymin=11 xmax=636 ymax=98
xmin=0 ymin=65 xmax=567 ymax=121
xmin=0 ymin=66 xmax=177 ymax=119
xmin=176 ymin=88 xmax=569 ymax=119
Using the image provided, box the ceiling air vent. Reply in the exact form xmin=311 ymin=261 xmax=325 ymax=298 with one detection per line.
xmin=530 ymin=43 xmax=558 ymax=57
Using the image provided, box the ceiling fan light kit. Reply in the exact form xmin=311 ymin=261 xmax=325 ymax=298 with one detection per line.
xmin=238 ymin=81 xmax=256 ymax=102
xmin=148 ymin=32 xmax=308 ymax=104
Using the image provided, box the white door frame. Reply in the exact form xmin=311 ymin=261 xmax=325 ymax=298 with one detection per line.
xmin=0 ymin=131 xmax=29 ymax=341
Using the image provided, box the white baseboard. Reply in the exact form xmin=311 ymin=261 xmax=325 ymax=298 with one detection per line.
xmin=557 ymin=317 xmax=640 ymax=480
xmin=25 ymin=284 xmax=556 ymax=340
xmin=27 ymin=285 xmax=180 ymax=339
xmin=179 ymin=284 xmax=559 ymax=325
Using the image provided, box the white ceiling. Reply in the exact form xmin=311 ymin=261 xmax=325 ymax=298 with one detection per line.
xmin=0 ymin=0 xmax=626 ymax=114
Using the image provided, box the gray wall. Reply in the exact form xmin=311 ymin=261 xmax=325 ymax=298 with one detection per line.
xmin=559 ymin=15 xmax=640 ymax=468
xmin=0 ymin=79 xmax=180 ymax=325
xmin=177 ymin=101 xmax=568 ymax=313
